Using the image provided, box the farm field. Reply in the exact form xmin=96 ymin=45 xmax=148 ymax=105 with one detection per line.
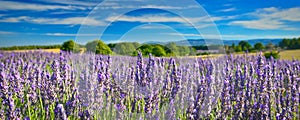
xmin=280 ymin=49 xmax=300 ymax=60
xmin=6 ymin=49 xmax=61 ymax=53
xmin=193 ymin=49 xmax=300 ymax=60
xmin=0 ymin=51 xmax=299 ymax=119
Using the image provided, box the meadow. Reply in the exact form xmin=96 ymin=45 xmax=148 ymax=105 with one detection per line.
xmin=0 ymin=51 xmax=299 ymax=119
xmin=279 ymin=49 xmax=300 ymax=60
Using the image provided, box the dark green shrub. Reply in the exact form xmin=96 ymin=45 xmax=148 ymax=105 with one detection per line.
xmin=196 ymin=52 xmax=210 ymax=56
xmin=264 ymin=51 xmax=280 ymax=59
xmin=86 ymin=40 xmax=112 ymax=55
xmin=61 ymin=40 xmax=80 ymax=53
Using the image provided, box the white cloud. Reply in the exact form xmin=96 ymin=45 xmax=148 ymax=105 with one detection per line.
xmin=229 ymin=19 xmax=289 ymax=30
xmin=0 ymin=16 xmax=105 ymax=26
xmin=229 ymin=7 xmax=300 ymax=30
xmin=162 ymin=33 xmax=221 ymax=39
xmin=0 ymin=16 xmax=29 ymax=23
xmin=37 ymin=0 xmax=99 ymax=7
xmin=106 ymin=14 xmax=233 ymax=24
xmin=45 ymin=33 xmax=99 ymax=36
xmin=218 ymin=7 xmax=236 ymax=12
xmin=210 ymin=16 xmax=237 ymax=21
xmin=94 ymin=4 xmax=198 ymax=10
xmin=139 ymin=5 xmax=198 ymax=9
xmin=0 ymin=1 xmax=85 ymax=11
xmin=139 ymin=25 xmax=169 ymax=29
xmin=33 ymin=17 xmax=105 ymax=26
xmin=0 ymin=31 xmax=17 ymax=35
xmin=106 ymin=14 xmax=202 ymax=23
xmin=50 ymin=11 xmax=89 ymax=15
xmin=258 ymin=7 xmax=278 ymax=12
xmin=163 ymin=33 xmax=202 ymax=37
xmin=163 ymin=33 xmax=300 ymax=39
xmin=219 ymin=34 xmax=300 ymax=39
xmin=255 ymin=7 xmax=300 ymax=22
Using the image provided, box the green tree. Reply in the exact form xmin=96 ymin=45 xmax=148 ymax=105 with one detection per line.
xmin=178 ymin=46 xmax=191 ymax=56
xmin=189 ymin=47 xmax=197 ymax=56
xmin=264 ymin=51 xmax=280 ymax=59
xmin=234 ymin=45 xmax=242 ymax=52
xmin=137 ymin=44 xmax=153 ymax=56
xmin=279 ymin=38 xmax=290 ymax=49
xmin=166 ymin=42 xmax=179 ymax=56
xmin=279 ymin=37 xmax=300 ymax=49
xmin=265 ymin=42 xmax=275 ymax=50
xmin=254 ymin=42 xmax=265 ymax=51
xmin=290 ymin=38 xmax=299 ymax=49
xmin=152 ymin=45 xmax=166 ymax=57
xmin=238 ymin=41 xmax=252 ymax=51
xmin=61 ymin=40 xmax=80 ymax=53
xmin=86 ymin=40 xmax=112 ymax=55
xmin=113 ymin=42 xmax=138 ymax=55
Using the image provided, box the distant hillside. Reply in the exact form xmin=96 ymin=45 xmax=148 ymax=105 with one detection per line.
xmin=145 ymin=39 xmax=283 ymax=46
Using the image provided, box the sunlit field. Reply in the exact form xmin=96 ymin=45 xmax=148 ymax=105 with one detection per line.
xmin=280 ymin=49 xmax=300 ymax=60
xmin=9 ymin=49 xmax=61 ymax=53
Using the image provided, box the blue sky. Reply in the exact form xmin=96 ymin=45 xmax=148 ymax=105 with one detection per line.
xmin=0 ymin=0 xmax=299 ymax=47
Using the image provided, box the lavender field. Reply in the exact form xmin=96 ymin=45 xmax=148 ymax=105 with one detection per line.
xmin=0 ymin=51 xmax=299 ymax=120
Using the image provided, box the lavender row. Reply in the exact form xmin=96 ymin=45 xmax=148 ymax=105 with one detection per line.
xmin=0 ymin=51 xmax=299 ymax=119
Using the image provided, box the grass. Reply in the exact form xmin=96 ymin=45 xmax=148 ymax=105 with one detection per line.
xmin=5 ymin=49 xmax=61 ymax=53
xmin=192 ymin=49 xmax=300 ymax=61
xmin=2 ymin=48 xmax=85 ymax=53
xmin=279 ymin=49 xmax=300 ymax=60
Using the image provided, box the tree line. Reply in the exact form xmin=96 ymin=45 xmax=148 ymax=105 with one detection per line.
xmin=279 ymin=37 xmax=300 ymax=49
xmin=225 ymin=41 xmax=278 ymax=53
xmin=60 ymin=39 xmax=278 ymax=57
xmin=1 ymin=37 xmax=299 ymax=57
xmin=60 ymin=40 xmax=197 ymax=57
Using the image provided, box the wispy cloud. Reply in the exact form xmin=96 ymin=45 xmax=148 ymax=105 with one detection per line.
xmin=139 ymin=5 xmax=198 ymax=10
xmin=0 ymin=1 xmax=85 ymax=11
xmin=218 ymin=7 xmax=236 ymax=12
xmin=94 ymin=4 xmax=198 ymax=10
xmin=49 ymin=11 xmax=89 ymax=15
xmin=37 ymin=0 xmax=99 ymax=7
xmin=210 ymin=16 xmax=237 ymax=21
xmin=253 ymin=7 xmax=300 ymax=22
xmin=106 ymin=14 xmax=204 ymax=23
xmin=39 ymin=0 xmax=145 ymax=7
xmin=45 ymin=33 xmax=99 ymax=36
xmin=0 ymin=16 xmax=105 ymax=26
xmin=106 ymin=14 xmax=234 ymax=24
xmin=163 ymin=33 xmax=299 ymax=39
xmin=229 ymin=7 xmax=300 ymax=30
xmin=219 ymin=34 xmax=300 ymax=39
xmin=139 ymin=25 xmax=169 ymax=29
xmin=0 ymin=31 xmax=17 ymax=35
xmin=162 ymin=33 xmax=202 ymax=37
xmin=229 ymin=19 xmax=290 ymax=30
